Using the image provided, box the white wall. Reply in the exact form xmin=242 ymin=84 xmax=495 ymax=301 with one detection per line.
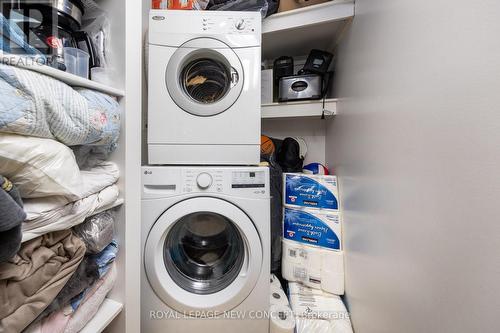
xmin=326 ymin=1 xmax=500 ymax=332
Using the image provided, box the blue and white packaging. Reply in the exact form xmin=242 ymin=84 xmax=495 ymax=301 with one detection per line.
xmin=283 ymin=207 xmax=342 ymax=251
xmin=284 ymin=173 xmax=339 ymax=210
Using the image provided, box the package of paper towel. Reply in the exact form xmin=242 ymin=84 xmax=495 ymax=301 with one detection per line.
xmin=289 ymin=282 xmax=353 ymax=333
xmin=283 ymin=206 xmax=342 ymax=251
xmin=284 ymin=173 xmax=339 ymax=210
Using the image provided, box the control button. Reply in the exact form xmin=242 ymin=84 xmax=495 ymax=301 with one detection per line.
xmin=197 ymin=173 xmax=213 ymax=189
xmin=235 ymin=19 xmax=246 ymax=30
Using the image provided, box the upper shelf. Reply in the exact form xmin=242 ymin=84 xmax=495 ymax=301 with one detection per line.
xmin=262 ymin=98 xmax=337 ymax=119
xmin=0 ymin=53 xmax=125 ymax=97
xmin=262 ymin=0 xmax=354 ymax=59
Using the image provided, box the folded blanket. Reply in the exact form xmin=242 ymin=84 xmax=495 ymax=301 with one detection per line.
xmin=0 ymin=175 xmax=25 ymax=263
xmin=0 ymin=230 xmax=86 ymax=333
xmin=0 ymin=134 xmax=119 ymax=201
xmin=22 ymin=185 xmax=120 ymax=242
xmin=27 ymin=257 xmax=100 ymax=328
xmin=25 ymin=263 xmax=117 ymax=333
xmin=0 ymin=63 xmax=120 ymax=157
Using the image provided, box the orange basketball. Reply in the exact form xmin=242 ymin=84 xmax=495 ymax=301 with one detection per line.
xmin=261 ymin=135 xmax=275 ymax=156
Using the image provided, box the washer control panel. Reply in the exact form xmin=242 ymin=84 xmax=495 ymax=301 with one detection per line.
xmin=142 ymin=167 xmax=269 ymax=199
xmin=181 ymin=168 xmax=268 ymax=196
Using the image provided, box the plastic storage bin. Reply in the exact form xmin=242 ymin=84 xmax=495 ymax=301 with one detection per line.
xmin=64 ymin=47 xmax=89 ymax=79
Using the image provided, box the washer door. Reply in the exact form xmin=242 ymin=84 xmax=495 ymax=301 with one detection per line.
xmin=166 ymin=38 xmax=244 ymax=117
xmin=144 ymin=197 xmax=262 ymax=315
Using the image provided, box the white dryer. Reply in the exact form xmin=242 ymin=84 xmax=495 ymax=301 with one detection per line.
xmin=141 ymin=166 xmax=270 ymax=333
xmin=148 ymin=10 xmax=262 ymax=165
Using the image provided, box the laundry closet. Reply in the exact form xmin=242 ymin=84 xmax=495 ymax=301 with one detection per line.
xmin=0 ymin=0 xmax=498 ymax=332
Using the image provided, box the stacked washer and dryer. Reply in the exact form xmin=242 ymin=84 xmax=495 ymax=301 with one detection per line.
xmin=142 ymin=10 xmax=270 ymax=333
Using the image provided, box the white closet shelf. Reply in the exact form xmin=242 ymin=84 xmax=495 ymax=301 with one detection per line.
xmin=0 ymin=53 xmax=125 ymax=97
xmin=262 ymin=0 xmax=354 ymax=59
xmin=80 ymin=298 xmax=123 ymax=333
xmin=261 ymin=98 xmax=337 ymax=119
xmin=91 ymin=197 xmax=125 ymax=217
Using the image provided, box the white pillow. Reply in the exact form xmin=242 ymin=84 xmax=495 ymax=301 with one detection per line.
xmin=0 ymin=133 xmax=83 ymax=199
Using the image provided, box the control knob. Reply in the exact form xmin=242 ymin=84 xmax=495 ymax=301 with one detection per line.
xmin=196 ymin=173 xmax=213 ymax=189
xmin=235 ymin=19 xmax=246 ymax=30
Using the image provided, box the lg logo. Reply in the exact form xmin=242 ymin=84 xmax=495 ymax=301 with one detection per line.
xmin=144 ymin=171 xmax=153 ymax=175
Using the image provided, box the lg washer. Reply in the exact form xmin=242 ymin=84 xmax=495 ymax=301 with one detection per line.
xmin=141 ymin=166 xmax=270 ymax=333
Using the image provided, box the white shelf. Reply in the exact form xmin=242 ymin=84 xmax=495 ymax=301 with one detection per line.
xmin=90 ymin=197 xmax=125 ymax=217
xmin=261 ymin=98 xmax=337 ymax=119
xmin=80 ymin=298 xmax=123 ymax=333
xmin=262 ymin=0 xmax=354 ymax=59
xmin=0 ymin=53 xmax=125 ymax=97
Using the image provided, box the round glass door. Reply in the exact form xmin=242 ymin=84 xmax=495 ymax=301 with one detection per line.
xmin=144 ymin=197 xmax=262 ymax=314
xmin=181 ymin=58 xmax=231 ymax=104
xmin=166 ymin=38 xmax=244 ymax=117
xmin=164 ymin=212 xmax=245 ymax=295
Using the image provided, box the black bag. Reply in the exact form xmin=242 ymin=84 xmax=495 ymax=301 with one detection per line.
xmin=277 ymin=137 xmax=305 ymax=172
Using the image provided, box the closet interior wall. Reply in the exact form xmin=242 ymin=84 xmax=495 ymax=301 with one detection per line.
xmin=326 ymin=1 xmax=500 ymax=332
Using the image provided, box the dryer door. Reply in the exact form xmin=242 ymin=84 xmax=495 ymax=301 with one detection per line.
xmin=165 ymin=38 xmax=244 ymax=117
xmin=144 ymin=197 xmax=263 ymax=315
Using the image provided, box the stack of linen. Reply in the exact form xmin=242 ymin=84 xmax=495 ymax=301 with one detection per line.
xmin=0 ymin=63 xmax=122 ymax=332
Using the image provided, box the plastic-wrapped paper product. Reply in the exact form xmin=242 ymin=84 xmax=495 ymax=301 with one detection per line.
xmin=208 ymin=0 xmax=269 ymax=17
xmin=73 ymin=211 xmax=115 ymax=254
xmin=289 ymin=282 xmax=353 ymax=333
xmin=282 ymin=238 xmax=345 ymax=295
xmin=284 ymin=173 xmax=339 ymax=210
xmin=194 ymin=0 xmax=210 ymax=9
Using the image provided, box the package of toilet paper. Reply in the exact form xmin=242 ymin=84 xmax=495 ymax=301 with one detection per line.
xmin=284 ymin=173 xmax=339 ymax=210
xmin=283 ymin=207 xmax=342 ymax=250
xmin=282 ymin=238 xmax=344 ymax=295
xmin=288 ymin=282 xmax=353 ymax=333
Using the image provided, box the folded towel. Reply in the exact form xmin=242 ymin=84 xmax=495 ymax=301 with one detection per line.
xmin=0 ymin=230 xmax=86 ymax=333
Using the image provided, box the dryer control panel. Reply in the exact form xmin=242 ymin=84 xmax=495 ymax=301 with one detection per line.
xmin=199 ymin=15 xmax=258 ymax=34
xmin=149 ymin=10 xmax=262 ymax=48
